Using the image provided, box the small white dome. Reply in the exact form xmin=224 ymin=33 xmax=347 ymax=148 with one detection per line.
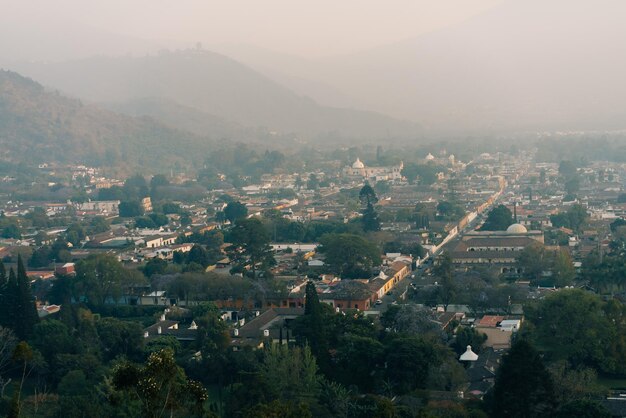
xmin=506 ymin=223 xmax=528 ymax=233
xmin=425 ymin=153 xmax=435 ymax=161
xmin=352 ymin=158 xmax=365 ymax=169
xmin=460 ymin=345 xmax=479 ymax=361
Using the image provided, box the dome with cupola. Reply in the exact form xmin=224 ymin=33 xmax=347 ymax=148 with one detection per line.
xmin=352 ymin=158 xmax=365 ymax=169
xmin=459 ymin=345 xmax=478 ymax=361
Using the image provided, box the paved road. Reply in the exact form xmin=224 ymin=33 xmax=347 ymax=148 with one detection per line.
xmin=370 ymin=179 xmax=522 ymax=315
xmin=371 ymin=265 xmax=431 ymax=312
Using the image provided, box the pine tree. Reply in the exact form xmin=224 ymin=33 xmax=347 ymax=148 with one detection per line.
xmin=304 ymin=281 xmax=321 ymax=316
xmin=0 ymin=261 xmax=8 ymax=327
xmin=14 ymin=256 xmax=39 ymax=340
xmin=362 ymin=203 xmax=381 ymax=232
xmin=0 ymin=261 xmax=6 ymax=283
xmin=492 ymin=339 xmax=556 ymax=417
xmin=359 ymin=183 xmax=381 ymax=232
xmin=299 ymin=281 xmax=330 ymax=373
xmin=359 ymin=183 xmax=378 ymax=206
xmin=0 ymin=268 xmax=18 ymax=332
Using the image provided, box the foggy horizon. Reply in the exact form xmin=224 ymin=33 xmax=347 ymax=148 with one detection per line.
xmin=4 ymin=0 xmax=502 ymax=60
xmin=1 ymin=2 xmax=626 ymax=417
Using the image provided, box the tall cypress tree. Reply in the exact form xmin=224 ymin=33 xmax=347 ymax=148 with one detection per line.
xmin=0 ymin=261 xmax=9 ymax=327
xmin=0 ymin=261 xmax=6 ymax=283
xmin=1 ymin=268 xmax=19 ymax=332
xmin=301 ymin=281 xmax=330 ymax=373
xmin=362 ymin=203 xmax=381 ymax=232
xmin=304 ymin=281 xmax=321 ymax=316
xmin=359 ymin=183 xmax=381 ymax=232
xmin=14 ymin=256 xmax=38 ymax=340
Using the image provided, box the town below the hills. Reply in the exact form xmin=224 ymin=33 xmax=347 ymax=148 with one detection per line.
xmin=0 ymin=141 xmax=625 ymax=417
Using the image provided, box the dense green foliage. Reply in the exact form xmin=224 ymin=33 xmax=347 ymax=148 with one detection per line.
xmin=516 ymin=243 xmax=575 ymax=285
xmin=318 ymin=233 xmax=381 ymax=278
xmin=480 ymin=204 xmax=513 ymax=231
xmin=72 ymin=254 xmax=147 ymax=306
xmin=401 ymin=163 xmax=440 ymax=185
xmin=223 ymin=202 xmax=248 ymax=224
xmin=112 ymin=349 xmax=208 ymax=417
xmin=524 ymin=290 xmax=626 ymax=375
xmin=549 ymin=204 xmax=588 ymax=232
xmin=0 ymin=257 xmax=39 ymax=341
xmin=491 ymin=339 xmax=556 ymax=417
xmin=436 ymin=200 xmax=465 ymax=221
xmin=359 ymin=183 xmax=381 ymax=232
xmin=228 ymin=218 xmax=275 ymax=278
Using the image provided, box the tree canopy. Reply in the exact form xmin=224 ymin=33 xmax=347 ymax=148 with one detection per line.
xmin=436 ymin=201 xmax=465 ymax=221
xmin=550 ymin=204 xmax=588 ymax=232
xmin=524 ymin=289 xmax=626 ymax=374
xmin=401 ymin=163 xmax=439 ymax=185
xmin=0 ymin=257 xmax=39 ymax=340
xmin=74 ymin=254 xmax=147 ymax=306
xmin=480 ymin=204 xmax=513 ymax=231
xmin=229 ymin=218 xmax=275 ymax=278
xmin=491 ymin=339 xmax=557 ymax=418
xmin=318 ymin=233 xmax=381 ymax=278
xmin=224 ymin=201 xmax=248 ymax=224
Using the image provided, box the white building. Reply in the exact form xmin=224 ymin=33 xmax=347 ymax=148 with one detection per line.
xmin=343 ymin=158 xmax=403 ymax=181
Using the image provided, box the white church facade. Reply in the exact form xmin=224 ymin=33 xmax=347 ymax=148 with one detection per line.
xmin=343 ymin=158 xmax=403 ymax=181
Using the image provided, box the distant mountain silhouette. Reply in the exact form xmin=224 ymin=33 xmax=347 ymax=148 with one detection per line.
xmin=223 ymin=0 xmax=626 ymax=134
xmin=102 ymin=97 xmax=246 ymax=138
xmin=321 ymin=0 xmax=626 ymax=133
xmin=9 ymin=50 xmax=420 ymax=140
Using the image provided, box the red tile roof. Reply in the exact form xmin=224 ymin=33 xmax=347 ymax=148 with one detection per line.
xmin=476 ymin=315 xmax=504 ymax=327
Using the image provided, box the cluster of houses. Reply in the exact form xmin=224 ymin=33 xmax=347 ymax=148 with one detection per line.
xmin=141 ymin=294 xmax=523 ymax=399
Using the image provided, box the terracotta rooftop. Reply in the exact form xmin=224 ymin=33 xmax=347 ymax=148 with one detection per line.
xmin=476 ymin=315 xmax=504 ymax=328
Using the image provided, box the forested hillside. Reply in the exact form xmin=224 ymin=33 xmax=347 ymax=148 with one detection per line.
xmin=0 ymin=70 xmax=215 ymax=171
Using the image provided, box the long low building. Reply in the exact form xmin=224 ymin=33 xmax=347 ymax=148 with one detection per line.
xmin=450 ymin=223 xmax=544 ymax=273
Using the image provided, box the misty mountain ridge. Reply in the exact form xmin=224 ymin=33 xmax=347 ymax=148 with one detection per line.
xmin=3 ymin=0 xmax=624 ymax=138
xmin=101 ymin=97 xmax=247 ymax=139
xmin=7 ymin=50 xmax=421 ymax=140
xmin=0 ymin=70 xmax=218 ymax=171
xmin=207 ymin=43 xmax=362 ymax=109
xmin=215 ymin=0 xmax=626 ymax=134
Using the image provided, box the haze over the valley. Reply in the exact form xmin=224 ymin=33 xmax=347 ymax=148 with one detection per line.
xmin=2 ymin=0 xmax=626 ymax=135
xmin=2 ymin=5 xmax=626 ymax=416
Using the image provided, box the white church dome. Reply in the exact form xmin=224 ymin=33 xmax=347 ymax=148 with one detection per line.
xmin=506 ymin=223 xmax=528 ymax=233
xmin=352 ymin=158 xmax=365 ymax=169
xmin=460 ymin=345 xmax=479 ymax=361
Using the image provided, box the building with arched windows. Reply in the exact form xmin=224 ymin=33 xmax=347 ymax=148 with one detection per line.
xmin=450 ymin=223 xmax=544 ymax=274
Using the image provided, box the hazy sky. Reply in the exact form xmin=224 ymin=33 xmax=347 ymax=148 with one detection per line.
xmin=7 ymin=0 xmax=502 ymax=57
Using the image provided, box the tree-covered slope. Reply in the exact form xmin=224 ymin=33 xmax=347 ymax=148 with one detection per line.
xmin=0 ymin=70 xmax=215 ymax=171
